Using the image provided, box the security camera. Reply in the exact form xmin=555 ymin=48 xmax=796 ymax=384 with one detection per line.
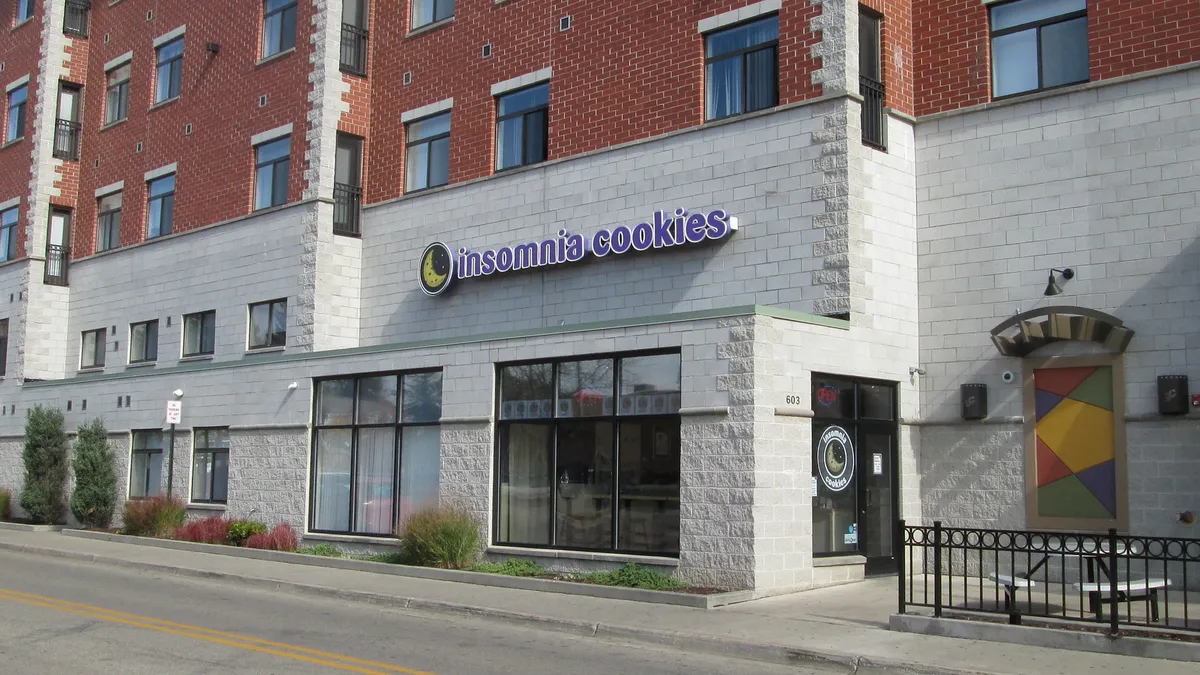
xmin=172 ymin=389 xmax=184 ymax=398
xmin=1001 ymin=371 xmax=1016 ymax=384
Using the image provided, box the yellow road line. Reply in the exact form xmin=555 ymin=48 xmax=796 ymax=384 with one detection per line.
xmin=0 ymin=588 xmax=440 ymax=675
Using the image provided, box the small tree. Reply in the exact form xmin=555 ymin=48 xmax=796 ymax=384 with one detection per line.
xmin=71 ymin=418 xmax=118 ymax=529
xmin=20 ymin=406 xmax=70 ymax=524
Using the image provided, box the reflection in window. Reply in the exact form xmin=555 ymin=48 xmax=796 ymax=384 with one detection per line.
xmin=191 ymin=428 xmax=230 ymax=504
xmin=495 ymin=83 xmax=548 ymax=171
xmin=990 ymin=0 xmax=1087 ymax=97
xmin=705 ymin=16 xmax=779 ymax=121
xmin=130 ymin=430 xmax=164 ymax=498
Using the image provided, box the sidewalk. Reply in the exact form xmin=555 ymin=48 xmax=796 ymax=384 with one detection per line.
xmin=0 ymin=529 xmax=1189 ymax=675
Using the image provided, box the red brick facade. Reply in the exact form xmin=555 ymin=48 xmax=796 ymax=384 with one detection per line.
xmin=0 ymin=0 xmax=45 ymax=260
xmin=862 ymin=0 xmax=914 ymax=117
xmin=914 ymin=0 xmax=1200 ymax=117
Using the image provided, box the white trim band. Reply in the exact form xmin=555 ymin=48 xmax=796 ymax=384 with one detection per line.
xmin=144 ymin=163 xmax=177 ymax=182
xmin=698 ymin=0 xmax=780 ymax=33
xmin=400 ymin=97 xmax=454 ymax=123
xmin=95 ymin=181 xmax=124 ymax=198
xmin=250 ymin=123 xmax=293 ymax=146
xmin=5 ymin=75 xmax=30 ymax=93
xmin=491 ymin=68 xmax=552 ymax=96
xmin=153 ymin=25 xmax=186 ymax=48
xmin=104 ymin=51 xmax=134 ymax=72
xmin=0 ymin=197 xmax=19 ymax=212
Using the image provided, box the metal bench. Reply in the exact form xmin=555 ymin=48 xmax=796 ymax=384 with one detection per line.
xmin=1073 ymin=578 xmax=1171 ymax=622
xmin=988 ymin=572 xmax=1036 ymax=610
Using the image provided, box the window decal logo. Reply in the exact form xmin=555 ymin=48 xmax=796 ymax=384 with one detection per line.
xmin=419 ymin=242 xmax=454 ymax=296
xmin=817 ymin=425 xmax=855 ymax=492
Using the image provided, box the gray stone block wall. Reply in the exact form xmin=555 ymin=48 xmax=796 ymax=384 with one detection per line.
xmin=226 ymin=428 xmax=309 ymax=530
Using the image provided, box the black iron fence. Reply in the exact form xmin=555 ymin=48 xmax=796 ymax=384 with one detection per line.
xmin=44 ymin=244 xmax=69 ymax=286
xmin=63 ymin=0 xmax=91 ymax=38
xmin=53 ymin=120 xmax=81 ymax=161
xmin=340 ymin=24 xmax=369 ymax=76
xmin=333 ymin=183 xmax=362 ymax=236
xmin=898 ymin=521 xmax=1200 ymax=635
xmin=859 ymin=75 xmax=887 ymax=150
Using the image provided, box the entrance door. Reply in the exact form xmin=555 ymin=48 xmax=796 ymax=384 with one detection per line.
xmin=812 ymin=376 xmax=898 ymax=575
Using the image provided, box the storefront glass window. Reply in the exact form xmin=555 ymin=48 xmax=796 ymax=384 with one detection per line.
xmin=495 ymin=352 xmax=681 ymax=556
xmin=311 ymin=371 xmax=442 ymax=536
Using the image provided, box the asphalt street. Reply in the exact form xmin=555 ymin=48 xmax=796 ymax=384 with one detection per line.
xmin=0 ymin=550 xmax=847 ymax=675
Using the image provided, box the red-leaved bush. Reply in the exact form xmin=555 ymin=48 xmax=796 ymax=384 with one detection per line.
xmin=244 ymin=523 xmax=298 ymax=552
xmin=173 ymin=517 xmax=231 ymax=545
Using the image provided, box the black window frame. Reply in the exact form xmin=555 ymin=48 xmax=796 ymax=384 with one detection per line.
xmin=63 ymin=0 xmax=90 ymax=38
xmin=81 ymin=327 xmax=106 ymax=369
xmin=130 ymin=430 xmax=164 ymax=498
xmin=182 ymin=309 xmax=216 ymax=357
xmin=0 ymin=206 xmax=18 ymax=262
xmin=191 ymin=427 xmax=230 ymax=504
xmin=128 ymin=319 xmax=158 ymax=364
xmin=248 ymin=298 xmax=287 ymax=350
xmin=858 ymin=7 xmax=887 ymax=151
xmin=339 ymin=0 xmax=369 ymax=76
xmin=6 ymin=84 xmax=28 ymax=143
xmin=989 ymin=0 xmax=1089 ymax=99
xmin=309 ymin=369 xmax=444 ymax=536
xmin=0 ymin=318 xmax=8 ymax=377
xmin=262 ymin=0 xmax=298 ymax=59
xmin=104 ymin=63 xmax=130 ymax=125
xmin=154 ymin=37 xmax=183 ymax=103
xmin=405 ymin=111 xmax=450 ymax=192
xmin=703 ymin=15 xmax=780 ymax=122
xmin=146 ymin=173 xmax=175 ymax=238
xmin=493 ymin=349 xmax=682 ymax=558
xmin=254 ymin=136 xmax=291 ymax=210
xmin=494 ymin=83 xmax=549 ymax=172
xmin=17 ymin=0 xmax=35 ymax=24
xmin=411 ymin=0 xmax=453 ymax=30
xmin=96 ymin=190 xmax=122 ymax=252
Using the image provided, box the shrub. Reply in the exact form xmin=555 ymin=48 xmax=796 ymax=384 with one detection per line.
xmin=0 ymin=487 xmax=10 ymax=521
xmin=245 ymin=523 xmax=299 ymax=552
xmin=121 ymin=495 xmax=187 ymax=537
xmin=397 ymin=506 xmax=480 ymax=569
xmin=298 ymin=543 xmax=342 ymax=557
xmin=471 ymin=558 xmax=546 ymax=577
xmin=20 ymin=406 xmax=70 ymax=525
xmin=173 ymin=517 xmax=231 ymax=545
xmin=227 ymin=520 xmax=268 ymax=546
xmin=583 ymin=563 xmax=685 ymax=590
xmin=358 ymin=551 xmax=406 ymax=564
xmin=70 ymin=419 xmax=118 ymax=529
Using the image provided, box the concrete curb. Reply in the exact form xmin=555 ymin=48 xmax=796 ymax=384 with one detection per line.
xmin=891 ymin=614 xmax=1200 ymax=664
xmin=0 ymin=538 xmax=999 ymax=675
xmin=60 ymin=529 xmax=756 ymax=609
xmin=0 ymin=522 xmax=63 ymax=532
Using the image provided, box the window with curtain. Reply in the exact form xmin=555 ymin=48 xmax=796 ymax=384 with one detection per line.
xmin=129 ymin=320 xmax=158 ymax=363
xmin=990 ymin=0 xmax=1087 ymax=98
xmin=262 ymin=0 xmax=298 ymax=58
xmin=704 ymin=15 xmax=779 ymax=121
xmin=248 ymin=298 xmax=287 ymax=349
xmin=146 ymin=174 xmax=175 ymax=238
xmin=495 ymin=83 xmax=548 ymax=171
xmin=254 ymin=136 xmax=290 ymax=209
xmin=191 ymin=428 xmax=230 ymax=504
xmin=6 ymin=84 xmax=28 ymax=143
xmin=495 ymin=352 xmax=681 ymax=556
xmin=412 ymin=0 xmax=453 ymax=30
xmin=105 ymin=63 xmax=131 ymax=125
xmin=0 ymin=207 xmax=17 ymax=262
xmin=97 ymin=190 xmax=122 ymax=252
xmin=81 ymin=327 xmax=106 ymax=369
xmin=182 ymin=310 xmax=216 ymax=356
xmin=155 ymin=37 xmax=183 ymax=103
xmin=405 ymin=112 xmax=450 ymax=192
xmin=311 ymin=371 xmax=442 ymax=535
xmin=130 ymin=430 xmax=164 ymax=498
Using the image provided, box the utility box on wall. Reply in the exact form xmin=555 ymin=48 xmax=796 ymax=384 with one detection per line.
xmin=961 ymin=384 xmax=988 ymax=420
xmin=1157 ymin=375 xmax=1189 ymax=415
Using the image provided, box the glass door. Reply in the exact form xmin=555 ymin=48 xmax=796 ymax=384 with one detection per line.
xmin=859 ymin=429 xmax=896 ymax=575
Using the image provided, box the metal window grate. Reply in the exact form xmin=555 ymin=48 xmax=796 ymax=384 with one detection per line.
xmin=332 ymin=183 xmax=362 ymax=236
xmin=44 ymin=244 xmax=69 ymax=286
xmin=339 ymin=24 xmax=369 ymax=76
xmin=63 ymin=0 xmax=92 ymax=38
xmin=859 ymin=75 xmax=887 ymax=150
xmin=52 ymin=120 xmax=82 ymax=160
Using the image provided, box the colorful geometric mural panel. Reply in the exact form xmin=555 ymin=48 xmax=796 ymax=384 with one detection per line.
xmin=1034 ymin=366 xmax=1117 ymax=521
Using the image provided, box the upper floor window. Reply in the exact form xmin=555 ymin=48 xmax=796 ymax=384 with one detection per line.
xmin=63 ymin=0 xmax=90 ymax=37
xmin=147 ymin=174 xmax=175 ymax=238
xmin=17 ymin=0 xmax=35 ymax=24
xmin=97 ymin=191 xmax=122 ymax=252
xmin=333 ymin=132 xmax=363 ymax=236
xmin=0 ymin=207 xmax=17 ymax=262
xmin=0 ymin=319 xmax=8 ymax=377
xmin=183 ymin=310 xmax=216 ymax=357
xmin=81 ymin=327 xmax=106 ymax=369
xmin=105 ymin=63 xmax=130 ymax=125
xmin=495 ymin=83 xmax=548 ymax=171
xmin=255 ymin=137 xmax=290 ymax=210
xmin=990 ymin=0 xmax=1088 ymax=98
xmin=340 ymin=0 xmax=369 ymax=75
xmin=859 ymin=8 xmax=886 ymax=150
xmin=263 ymin=0 xmax=298 ymax=58
xmin=155 ymin=38 xmax=183 ymax=103
xmin=6 ymin=85 xmax=28 ymax=143
xmin=406 ymin=112 xmax=450 ymax=192
xmin=412 ymin=0 xmax=453 ymax=30
xmin=248 ymin=299 xmax=286 ymax=349
xmin=705 ymin=16 xmax=779 ymax=121
xmin=129 ymin=320 xmax=159 ymax=364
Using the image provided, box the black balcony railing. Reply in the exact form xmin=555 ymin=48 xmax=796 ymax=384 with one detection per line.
xmin=52 ymin=119 xmax=81 ymax=161
xmin=340 ymin=24 xmax=369 ymax=76
xmin=44 ymin=244 xmax=69 ymax=286
xmin=333 ymin=183 xmax=362 ymax=236
xmin=898 ymin=521 xmax=1200 ymax=636
xmin=63 ymin=0 xmax=91 ymax=38
xmin=860 ymin=75 xmax=887 ymax=150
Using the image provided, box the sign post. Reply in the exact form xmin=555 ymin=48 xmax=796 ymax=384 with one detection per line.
xmin=165 ymin=400 xmax=182 ymax=497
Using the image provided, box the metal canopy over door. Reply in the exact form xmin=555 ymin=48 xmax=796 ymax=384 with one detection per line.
xmin=812 ymin=375 xmax=899 ymax=576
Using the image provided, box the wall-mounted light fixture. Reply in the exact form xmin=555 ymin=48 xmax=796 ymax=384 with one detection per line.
xmin=1043 ymin=268 xmax=1075 ymax=296
xmin=172 ymin=388 xmax=184 ymax=398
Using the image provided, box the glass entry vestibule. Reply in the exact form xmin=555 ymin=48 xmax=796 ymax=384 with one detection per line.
xmin=811 ymin=375 xmax=899 ymax=575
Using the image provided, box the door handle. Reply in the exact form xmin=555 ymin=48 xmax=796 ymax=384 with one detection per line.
xmin=864 ymin=489 xmax=872 ymax=508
